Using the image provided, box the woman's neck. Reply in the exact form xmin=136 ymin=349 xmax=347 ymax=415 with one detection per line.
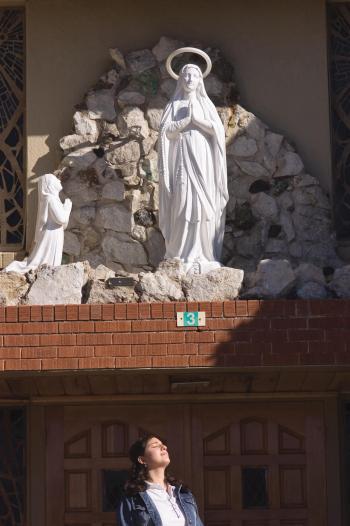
xmin=147 ymin=468 xmax=167 ymax=488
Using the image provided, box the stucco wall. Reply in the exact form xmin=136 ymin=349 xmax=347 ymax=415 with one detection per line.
xmin=25 ymin=0 xmax=331 ymax=247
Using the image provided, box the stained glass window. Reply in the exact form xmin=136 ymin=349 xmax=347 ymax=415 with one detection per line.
xmin=0 ymin=407 xmax=26 ymax=526
xmin=0 ymin=8 xmax=24 ymax=248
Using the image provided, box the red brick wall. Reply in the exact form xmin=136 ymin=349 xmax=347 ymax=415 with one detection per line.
xmin=0 ymin=299 xmax=349 ymax=371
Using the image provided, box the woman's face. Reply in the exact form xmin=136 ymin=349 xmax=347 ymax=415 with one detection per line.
xmin=139 ymin=437 xmax=170 ymax=470
xmin=182 ymin=66 xmax=201 ymax=93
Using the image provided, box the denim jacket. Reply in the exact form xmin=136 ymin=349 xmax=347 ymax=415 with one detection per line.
xmin=116 ymin=485 xmax=204 ymax=526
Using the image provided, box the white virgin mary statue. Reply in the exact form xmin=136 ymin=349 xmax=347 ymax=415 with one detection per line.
xmin=159 ymin=52 xmax=228 ymax=274
xmin=4 ymin=173 xmax=72 ymax=273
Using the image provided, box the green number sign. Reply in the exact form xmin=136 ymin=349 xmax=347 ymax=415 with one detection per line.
xmin=176 ymin=312 xmax=206 ymax=327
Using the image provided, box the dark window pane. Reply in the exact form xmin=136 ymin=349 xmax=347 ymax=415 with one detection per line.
xmin=102 ymin=469 xmax=129 ymax=512
xmin=242 ymin=467 xmax=269 ymax=509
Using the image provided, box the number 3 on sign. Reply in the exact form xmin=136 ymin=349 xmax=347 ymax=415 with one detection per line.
xmin=177 ymin=311 xmax=206 ymax=327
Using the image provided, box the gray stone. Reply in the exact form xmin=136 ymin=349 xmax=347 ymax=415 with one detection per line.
xmin=228 ymin=175 xmax=253 ymax=201
xmin=89 ymin=264 xmax=115 ymax=281
xmin=138 ymin=266 xmax=185 ymax=302
xmin=293 ymin=186 xmax=331 ymax=211
xmin=117 ymin=89 xmax=146 ymax=108
xmin=62 ymin=148 xmax=97 ymax=171
xmin=295 ymin=262 xmax=325 ymax=286
xmin=217 ymin=107 xmax=235 ymax=138
xmin=71 ymin=205 xmax=96 ymax=226
xmin=106 ymin=141 xmax=141 ymax=165
xmin=131 ymin=225 xmax=147 ymax=242
xmin=63 ymin=177 xmax=99 ymax=207
xmin=102 ymin=232 xmax=148 ymax=266
xmin=293 ymin=173 xmax=318 ymax=187
xmin=146 ymin=97 xmax=167 ymax=131
xmin=26 ymin=263 xmax=85 ymax=305
xmin=143 ymin=130 xmax=158 ymax=155
xmin=251 ymin=192 xmax=278 ymax=220
xmin=101 ymin=122 xmax=119 ymax=141
xmin=126 ymin=49 xmax=157 ymax=74
xmin=160 ymin=78 xmax=177 ymax=98
xmin=139 ymin=150 xmax=158 ymax=182
xmin=289 ymin=241 xmax=303 ymax=259
xmin=63 ymin=231 xmax=80 ymax=257
xmin=86 ymin=89 xmax=116 ymax=121
xmin=83 ymin=252 xmax=107 ymax=269
xmin=109 ymin=48 xmax=126 ymax=69
xmin=264 ymin=238 xmax=288 ymax=256
xmin=237 ymin=161 xmax=269 ymax=178
xmin=296 ymin=281 xmax=328 ymax=300
xmin=152 ymin=36 xmax=184 ymax=62
xmin=228 ymin=136 xmax=257 ymax=157
xmin=252 ymin=259 xmax=296 ymax=298
xmin=0 ymin=272 xmax=29 ymax=305
xmin=157 ymin=258 xmax=187 ymax=279
xmin=183 ymin=267 xmax=244 ymax=301
xmin=100 ymin=68 xmax=120 ymax=87
xmin=205 ymin=75 xmax=225 ymax=98
xmin=264 ymin=132 xmax=283 ymax=157
xmin=280 ymin=210 xmax=295 ymax=242
xmin=293 ymin=209 xmax=332 ymax=244
xmin=329 ymin=266 xmax=350 ymax=298
xmin=276 ymin=191 xmax=294 ymax=211
xmin=60 ymin=134 xmax=94 ymax=152
xmin=96 ymin=203 xmax=133 ymax=233
xmin=276 ymin=152 xmax=304 ymax=177
xmin=118 ymin=107 xmax=149 ymax=140
xmin=73 ymin=111 xmax=100 ymax=140
xmin=101 ymin=179 xmax=125 ymax=201
xmin=145 ymin=228 xmax=166 ymax=267
xmin=128 ymin=188 xmax=153 ymax=213
xmin=236 ymin=106 xmax=266 ymax=140
xmin=87 ymin=276 xmax=138 ymax=303
xmin=304 ymin=241 xmax=341 ymax=269
xmin=236 ymin=226 xmax=263 ymax=258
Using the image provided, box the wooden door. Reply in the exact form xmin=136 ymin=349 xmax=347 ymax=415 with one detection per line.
xmin=191 ymin=401 xmax=326 ymax=526
xmin=45 ymin=401 xmax=327 ymax=526
xmin=46 ymin=404 xmax=190 ymax=526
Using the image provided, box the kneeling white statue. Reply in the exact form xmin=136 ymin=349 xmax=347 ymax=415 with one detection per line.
xmin=158 ymin=47 xmax=228 ymax=275
xmin=4 ymin=173 xmax=72 ymax=273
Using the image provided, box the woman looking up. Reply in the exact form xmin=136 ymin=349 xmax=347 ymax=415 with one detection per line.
xmin=116 ymin=434 xmax=204 ymax=526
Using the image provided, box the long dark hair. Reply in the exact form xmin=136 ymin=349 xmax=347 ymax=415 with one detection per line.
xmin=124 ymin=434 xmax=188 ymax=496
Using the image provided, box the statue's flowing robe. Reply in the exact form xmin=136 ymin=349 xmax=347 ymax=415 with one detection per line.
xmin=158 ymin=86 xmax=228 ymax=265
xmin=4 ymin=174 xmax=71 ymax=273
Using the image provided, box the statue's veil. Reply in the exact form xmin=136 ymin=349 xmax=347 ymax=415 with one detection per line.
xmin=34 ymin=174 xmax=60 ymax=243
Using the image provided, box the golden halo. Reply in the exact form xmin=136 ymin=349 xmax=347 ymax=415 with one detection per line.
xmin=165 ymin=47 xmax=212 ymax=80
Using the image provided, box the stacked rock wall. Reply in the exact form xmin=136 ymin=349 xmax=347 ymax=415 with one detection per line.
xmin=59 ymin=38 xmax=339 ymax=274
xmin=50 ymin=36 xmax=350 ymax=300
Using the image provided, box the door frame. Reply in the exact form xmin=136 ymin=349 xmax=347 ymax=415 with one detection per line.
xmin=27 ymin=393 xmax=342 ymax=526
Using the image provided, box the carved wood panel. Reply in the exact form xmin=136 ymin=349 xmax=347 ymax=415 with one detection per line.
xmin=279 ymin=466 xmax=306 ymax=509
xmin=57 ymin=405 xmax=187 ymax=526
xmin=45 ymin=402 xmax=326 ymax=526
xmin=192 ymin=402 xmax=326 ymax=526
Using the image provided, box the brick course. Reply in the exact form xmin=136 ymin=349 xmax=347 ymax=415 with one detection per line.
xmin=0 ymin=300 xmax=350 ymax=371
